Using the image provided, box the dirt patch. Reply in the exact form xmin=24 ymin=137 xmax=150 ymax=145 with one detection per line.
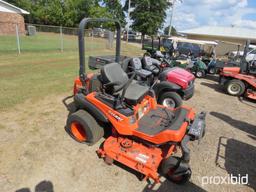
xmin=0 ymin=76 xmax=255 ymax=192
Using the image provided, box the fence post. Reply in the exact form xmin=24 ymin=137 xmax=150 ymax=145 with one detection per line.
xmin=15 ymin=24 xmax=21 ymax=54
xmin=107 ymin=31 xmax=114 ymax=49
xmin=60 ymin=26 xmax=63 ymax=52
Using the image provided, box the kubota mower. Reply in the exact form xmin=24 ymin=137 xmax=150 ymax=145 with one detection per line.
xmin=219 ymin=41 xmax=256 ymax=100
xmin=66 ymin=18 xmax=206 ymax=184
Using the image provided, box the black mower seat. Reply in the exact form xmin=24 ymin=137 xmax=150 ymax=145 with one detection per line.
xmin=142 ymin=56 xmax=160 ymax=75
xmin=130 ymin=58 xmax=152 ymax=78
xmin=100 ymin=63 xmax=149 ymax=105
xmin=122 ymin=82 xmax=149 ymax=105
xmin=137 ymin=107 xmax=188 ymax=136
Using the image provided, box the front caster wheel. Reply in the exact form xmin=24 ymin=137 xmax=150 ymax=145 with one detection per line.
xmin=160 ymin=156 xmax=192 ymax=184
xmin=167 ymin=168 xmax=192 ymax=184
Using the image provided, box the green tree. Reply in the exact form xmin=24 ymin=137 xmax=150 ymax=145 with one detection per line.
xmin=5 ymin=0 xmax=112 ymax=27
xmin=124 ymin=0 xmax=170 ymax=38
xmin=103 ymin=0 xmax=126 ymax=27
xmin=164 ymin=26 xmax=177 ymax=36
xmin=70 ymin=0 xmax=103 ymax=25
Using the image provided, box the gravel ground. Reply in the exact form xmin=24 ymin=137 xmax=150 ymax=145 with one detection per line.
xmin=0 ymin=76 xmax=255 ymax=192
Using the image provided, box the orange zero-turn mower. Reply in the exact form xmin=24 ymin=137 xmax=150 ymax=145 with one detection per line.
xmin=65 ymin=18 xmax=206 ymax=184
xmin=219 ymin=40 xmax=256 ymax=100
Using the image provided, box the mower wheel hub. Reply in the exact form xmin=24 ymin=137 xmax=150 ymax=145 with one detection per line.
xmin=162 ymin=98 xmax=176 ymax=108
xmin=70 ymin=122 xmax=87 ymax=142
xmin=228 ymin=83 xmax=241 ymax=94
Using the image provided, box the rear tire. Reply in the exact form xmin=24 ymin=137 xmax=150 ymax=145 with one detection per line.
xmin=158 ymin=92 xmax=183 ymax=108
xmin=225 ymin=79 xmax=245 ymax=96
xmin=66 ymin=110 xmax=104 ymax=145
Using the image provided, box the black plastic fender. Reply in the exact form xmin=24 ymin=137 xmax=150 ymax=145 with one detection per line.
xmin=74 ymin=93 xmax=109 ymax=123
xmin=153 ymin=81 xmax=181 ymax=99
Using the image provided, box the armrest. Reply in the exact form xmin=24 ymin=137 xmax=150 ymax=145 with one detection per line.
xmin=104 ymin=81 xmax=122 ymax=87
xmin=103 ymin=81 xmax=123 ymax=93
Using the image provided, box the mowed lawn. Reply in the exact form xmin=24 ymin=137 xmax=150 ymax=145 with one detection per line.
xmin=0 ymin=32 xmax=128 ymax=53
xmin=0 ymin=33 xmax=143 ymax=111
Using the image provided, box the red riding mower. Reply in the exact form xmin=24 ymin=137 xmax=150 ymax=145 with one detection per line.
xmin=65 ymin=18 xmax=206 ymax=184
xmin=219 ymin=41 xmax=256 ymax=100
xmin=122 ymin=55 xmax=195 ymax=108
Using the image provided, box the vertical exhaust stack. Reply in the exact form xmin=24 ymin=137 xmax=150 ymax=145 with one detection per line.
xmin=241 ymin=40 xmax=250 ymax=74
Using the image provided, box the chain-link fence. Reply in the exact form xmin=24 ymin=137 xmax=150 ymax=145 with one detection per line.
xmin=0 ymin=22 xmax=125 ymax=54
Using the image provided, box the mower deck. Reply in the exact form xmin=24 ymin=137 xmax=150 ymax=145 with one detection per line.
xmin=246 ymin=89 xmax=256 ymax=100
xmin=97 ymin=136 xmax=170 ymax=182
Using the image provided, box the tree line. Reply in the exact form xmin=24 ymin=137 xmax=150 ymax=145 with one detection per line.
xmin=7 ymin=0 xmax=173 ymax=36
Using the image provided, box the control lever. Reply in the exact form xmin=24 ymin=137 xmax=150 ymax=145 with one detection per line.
xmin=150 ymin=78 xmax=159 ymax=90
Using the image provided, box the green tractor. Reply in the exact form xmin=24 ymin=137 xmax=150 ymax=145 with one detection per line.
xmin=170 ymin=56 xmax=208 ymax=78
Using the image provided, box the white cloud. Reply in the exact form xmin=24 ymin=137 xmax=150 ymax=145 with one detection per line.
xmin=233 ymin=19 xmax=256 ymax=28
xmin=165 ymin=0 xmax=256 ymax=30
xmin=171 ymin=12 xmax=199 ymax=29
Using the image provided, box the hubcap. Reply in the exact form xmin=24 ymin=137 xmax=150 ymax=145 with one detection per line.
xmin=197 ymin=71 xmax=203 ymax=77
xmin=209 ymin=68 xmax=215 ymax=74
xmin=228 ymin=84 xmax=240 ymax=95
xmin=71 ymin=122 xmax=86 ymax=142
xmin=162 ymin=98 xmax=176 ymax=108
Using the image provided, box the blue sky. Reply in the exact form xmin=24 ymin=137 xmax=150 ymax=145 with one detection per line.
xmin=122 ymin=0 xmax=256 ymax=31
xmin=165 ymin=0 xmax=256 ymax=30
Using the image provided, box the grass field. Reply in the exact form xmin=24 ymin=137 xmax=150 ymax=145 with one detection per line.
xmin=0 ymin=33 xmax=143 ymax=110
xmin=0 ymin=32 xmax=123 ymax=53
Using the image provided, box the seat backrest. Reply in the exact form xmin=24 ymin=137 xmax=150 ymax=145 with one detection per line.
xmin=100 ymin=63 xmax=129 ymax=92
xmin=142 ymin=56 xmax=153 ymax=68
xmin=130 ymin=57 xmax=143 ymax=70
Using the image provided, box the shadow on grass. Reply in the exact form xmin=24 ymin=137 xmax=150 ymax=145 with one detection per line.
xmin=248 ymin=135 xmax=256 ymax=141
xmin=200 ymin=82 xmax=224 ymax=94
xmin=142 ymin=179 xmax=206 ymax=192
xmin=210 ymin=112 xmax=256 ymax=137
xmin=113 ymin=160 xmax=206 ymax=192
xmin=216 ymin=137 xmax=256 ymax=190
xmin=16 ymin=180 xmax=54 ymax=192
xmin=204 ymin=74 xmax=220 ymax=82
xmin=238 ymin=97 xmax=256 ymax=108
